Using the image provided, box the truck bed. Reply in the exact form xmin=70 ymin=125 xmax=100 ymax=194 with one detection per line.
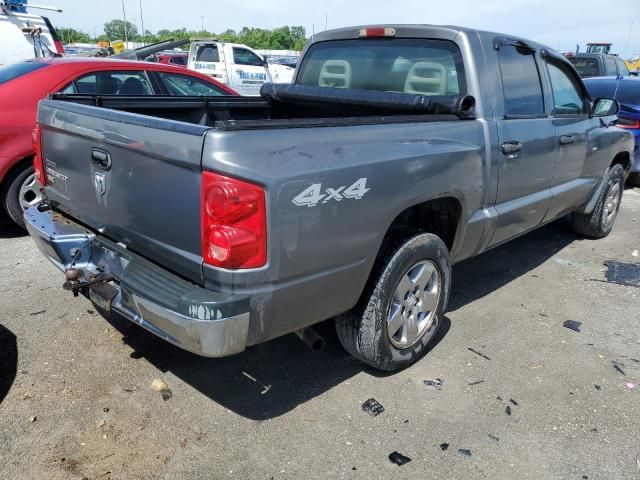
xmin=49 ymin=83 xmax=475 ymax=131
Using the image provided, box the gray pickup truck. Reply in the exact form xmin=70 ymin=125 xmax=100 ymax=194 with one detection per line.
xmin=26 ymin=25 xmax=634 ymax=371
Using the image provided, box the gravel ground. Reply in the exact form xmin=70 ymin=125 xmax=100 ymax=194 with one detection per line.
xmin=1 ymin=187 xmax=639 ymax=480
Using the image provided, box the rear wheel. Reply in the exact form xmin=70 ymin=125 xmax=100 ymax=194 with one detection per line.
xmin=1 ymin=165 xmax=43 ymax=230
xmin=571 ymin=163 xmax=625 ymax=238
xmin=335 ymin=233 xmax=451 ymax=371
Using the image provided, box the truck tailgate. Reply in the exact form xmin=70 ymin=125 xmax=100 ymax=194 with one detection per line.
xmin=37 ymin=99 xmax=207 ymax=283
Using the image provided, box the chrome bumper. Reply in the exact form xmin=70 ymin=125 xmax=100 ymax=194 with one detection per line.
xmin=24 ymin=206 xmax=250 ymax=358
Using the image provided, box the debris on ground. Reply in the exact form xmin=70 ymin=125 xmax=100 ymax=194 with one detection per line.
xmin=458 ymin=449 xmax=472 ymax=458
xmin=423 ymin=378 xmax=444 ymax=390
xmin=563 ymin=320 xmax=582 ymax=332
xmin=150 ymin=379 xmax=173 ymax=401
xmin=468 ymin=347 xmax=491 ymax=360
xmin=612 ymin=363 xmax=627 ymax=376
xmin=625 ymin=382 xmax=637 ymax=390
xmin=29 ymin=310 xmax=46 ymax=316
xmin=594 ymin=385 xmax=602 ymax=390
xmin=468 ymin=380 xmax=485 ymax=386
xmin=603 ymin=261 xmax=640 ymax=288
xmin=361 ymin=398 xmax=384 ymax=417
xmin=509 ymin=399 xmax=519 ymax=406
xmin=87 ymin=309 xmax=95 ymax=314
xmin=488 ymin=434 xmax=499 ymax=442
xmin=632 ymin=250 xmax=638 ymax=257
xmin=388 ymin=451 xmax=411 ymax=466
xmin=241 ymin=371 xmax=271 ymax=395
xmin=103 ymin=407 xmax=109 ymax=413
xmin=28 ymin=416 xmax=36 ymax=423
xmin=440 ymin=443 xmax=449 ymax=451
xmin=505 ymin=406 xmax=512 ymax=416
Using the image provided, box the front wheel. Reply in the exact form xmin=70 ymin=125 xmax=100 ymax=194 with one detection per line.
xmin=571 ymin=164 xmax=625 ymax=238
xmin=335 ymin=233 xmax=451 ymax=371
xmin=1 ymin=165 xmax=44 ymax=229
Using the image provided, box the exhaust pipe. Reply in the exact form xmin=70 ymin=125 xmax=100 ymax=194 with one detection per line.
xmin=295 ymin=327 xmax=325 ymax=352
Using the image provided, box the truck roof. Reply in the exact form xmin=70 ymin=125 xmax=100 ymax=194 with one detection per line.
xmin=310 ymin=24 xmax=551 ymax=51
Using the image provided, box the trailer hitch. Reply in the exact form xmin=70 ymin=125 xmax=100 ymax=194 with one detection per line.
xmin=63 ymin=268 xmax=114 ymax=297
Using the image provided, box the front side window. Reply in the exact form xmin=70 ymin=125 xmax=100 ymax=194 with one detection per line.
xmin=298 ymin=38 xmax=465 ymax=95
xmin=232 ymin=48 xmax=264 ymax=66
xmin=64 ymin=71 xmax=153 ymax=95
xmin=497 ymin=44 xmax=544 ymax=116
xmin=616 ymin=59 xmax=630 ymax=77
xmin=545 ymin=61 xmax=588 ymax=115
xmin=157 ymin=72 xmax=227 ymax=96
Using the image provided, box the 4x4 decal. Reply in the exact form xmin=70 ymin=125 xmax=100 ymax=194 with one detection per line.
xmin=292 ymin=178 xmax=370 ymax=207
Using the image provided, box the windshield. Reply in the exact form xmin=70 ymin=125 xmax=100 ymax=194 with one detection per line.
xmin=297 ymin=38 xmax=466 ymax=96
xmin=568 ymin=57 xmax=600 ymax=78
xmin=0 ymin=61 xmax=48 ymax=85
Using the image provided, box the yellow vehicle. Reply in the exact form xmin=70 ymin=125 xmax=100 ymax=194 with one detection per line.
xmin=97 ymin=39 xmax=125 ymax=55
xmin=626 ymin=57 xmax=640 ymax=74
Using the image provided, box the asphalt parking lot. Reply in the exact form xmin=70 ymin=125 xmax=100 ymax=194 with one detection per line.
xmin=1 ymin=187 xmax=639 ymax=480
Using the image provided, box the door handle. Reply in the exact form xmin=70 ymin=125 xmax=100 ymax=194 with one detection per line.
xmin=91 ymin=148 xmax=111 ymax=170
xmin=501 ymin=141 xmax=523 ymax=155
xmin=559 ymin=135 xmax=574 ymax=146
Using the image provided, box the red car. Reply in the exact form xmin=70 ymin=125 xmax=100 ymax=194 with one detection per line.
xmin=147 ymin=51 xmax=189 ymax=67
xmin=0 ymin=57 xmax=237 ymax=229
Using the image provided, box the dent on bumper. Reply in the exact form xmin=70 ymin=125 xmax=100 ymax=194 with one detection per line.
xmin=24 ymin=206 xmax=250 ymax=357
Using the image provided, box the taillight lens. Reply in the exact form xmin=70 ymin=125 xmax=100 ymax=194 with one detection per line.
xmin=32 ymin=125 xmax=46 ymax=185
xmin=617 ymin=118 xmax=640 ymax=129
xmin=201 ymin=171 xmax=266 ymax=269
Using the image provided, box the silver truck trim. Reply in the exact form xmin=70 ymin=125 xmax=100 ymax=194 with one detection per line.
xmin=24 ymin=206 xmax=250 ymax=358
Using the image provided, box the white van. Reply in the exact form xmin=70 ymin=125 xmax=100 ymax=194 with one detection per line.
xmin=188 ymin=41 xmax=273 ymax=96
xmin=0 ymin=5 xmax=63 ymax=66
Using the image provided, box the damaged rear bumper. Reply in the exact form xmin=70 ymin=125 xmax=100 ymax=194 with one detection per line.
xmin=24 ymin=206 xmax=250 ymax=357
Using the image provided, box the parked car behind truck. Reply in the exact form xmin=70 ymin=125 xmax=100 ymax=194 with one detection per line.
xmin=27 ymin=25 xmax=633 ymax=371
xmin=0 ymin=57 xmax=236 ymax=229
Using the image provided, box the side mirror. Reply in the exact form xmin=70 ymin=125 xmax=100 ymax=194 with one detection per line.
xmin=592 ymin=98 xmax=619 ymax=117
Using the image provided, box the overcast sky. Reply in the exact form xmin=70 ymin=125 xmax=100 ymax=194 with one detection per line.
xmin=43 ymin=0 xmax=640 ymax=56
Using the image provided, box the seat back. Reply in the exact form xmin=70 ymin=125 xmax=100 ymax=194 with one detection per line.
xmin=119 ymin=77 xmax=145 ymax=95
xmin=404 ymin=61 xmax=447 ymax=95
xmin=318 ymin=60 xmax=352 ymax=88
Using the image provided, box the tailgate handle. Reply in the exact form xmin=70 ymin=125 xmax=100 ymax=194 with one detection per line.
xmin=91 ymin=148 xmax=111 ymax=170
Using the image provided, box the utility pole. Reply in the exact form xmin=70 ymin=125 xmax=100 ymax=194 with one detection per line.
xmin=200 ymin=16 xmax=204 ymax=33
xmin=121 ymin=0 xmax=129 ymax=45
xmin=139 ymin=0 xmax=145 ymax=45
xmin=324 ymin=12 xmax=328 ymax=31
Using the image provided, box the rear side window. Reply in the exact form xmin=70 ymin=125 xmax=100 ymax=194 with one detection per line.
xmin=0 ymin=61 xmax=48 ymax=84
xmin=497 ymin=44 xmax=544 ymax=116
xmin=297 ymin=38 xmax=466 ymax=95
xmin=64 ymin=71 xmax=153 ymax=95
xmin=170 ymin=56 xmax=187 ymax=66
xmin=568 ymin=57 xmax=600 ymax=77
xmin=605 ymin=57 xmax=617 ymax=76
xmin=196 ymin=46 xmax=220 ymax=62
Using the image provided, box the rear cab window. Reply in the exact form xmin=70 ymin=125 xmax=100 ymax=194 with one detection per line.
xmin=605 ymin=57 xmax=617 ymax=76
xmin=0 ymin=61 xmax=48 ymax=84
xmin=496 ymin=43 xmax=544 ymax=117
xmin=297 ymin=38 xmax=466 ymax=96
xmin=196 ymin=45 xmax=220 ymax=62
xmin=567 ymin=57 xmax=600 ymax=77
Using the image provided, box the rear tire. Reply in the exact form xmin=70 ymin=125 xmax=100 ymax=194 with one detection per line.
xmin=571 ymin=164 xmax=625 ymax=238
xmin=1 ymin=165 xmax=43 ymax=230
xmin=335 ymin=233 xmax=451 ymax=371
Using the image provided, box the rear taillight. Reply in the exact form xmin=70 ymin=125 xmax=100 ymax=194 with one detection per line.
xmin=617 ymin=118 xmax=640 ymax=129
xmin=32 ymin=125 xmax=46 ymax=185
xmin=201 ymin=171 xmax=266 ymax=269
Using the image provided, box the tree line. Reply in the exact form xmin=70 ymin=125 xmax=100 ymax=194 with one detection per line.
xmin=57 ymin=20 xmax=307 ymax=51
